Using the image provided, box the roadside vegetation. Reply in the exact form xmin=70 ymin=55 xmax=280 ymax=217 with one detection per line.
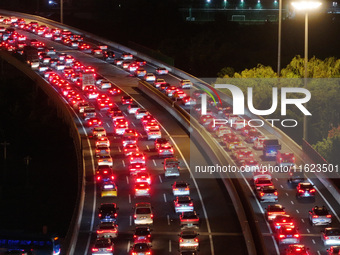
xmin=217 ymin=56 xmax=340 ymax=163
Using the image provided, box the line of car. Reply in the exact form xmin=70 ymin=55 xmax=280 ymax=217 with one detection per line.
xmin=0 ymin=16 xmax=212 ymax=255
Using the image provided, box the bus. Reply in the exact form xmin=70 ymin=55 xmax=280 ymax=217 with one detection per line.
xmin=0 ymin=231 xmax=60 ymax=255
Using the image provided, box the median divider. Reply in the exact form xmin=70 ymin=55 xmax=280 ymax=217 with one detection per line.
xmin=0 ymin=51 xmax=84 ymax=255
xmin=138 ymin=80 xmax=266 ymax=255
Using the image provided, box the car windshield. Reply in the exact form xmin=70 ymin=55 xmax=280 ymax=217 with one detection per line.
xmin=326 ymin=229 xmax=340 ymax=235
xmin=281 ymin=228 xmax=297 ymax=235
xmin=94 ymin=239 xmax=110 ymax=248
xmin=136 ymin=208 xmax=151 ymax=214
xmin=133 ymin=243 xmax=149 ymax=251
xmin=135 ymin=228 xmax=150 ymax=235
xmin=269 ymin=206 xmax=284 ymax=212
xmin=314 ymin=207 xmax=329 ymax=215
xmin=181 ymin=233 xmax=197 ymax=239
xmin=301 ymin=184 xmax=313 ymax=189
xmin=183 ymin=213 xmax=197 ymax=219
xmin=100 ymin=224 xmax=115 ymax=229
xmin=176 ymin=183 xmax=188 ymax=188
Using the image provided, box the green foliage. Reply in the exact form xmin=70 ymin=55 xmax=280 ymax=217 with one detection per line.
xmin=216 ymin=56 xmax=340 ymax=144
xmin=313 ymin=127 xmax=340 ymax=164
xmin=281 ymin=56 xmax=340 ymax=78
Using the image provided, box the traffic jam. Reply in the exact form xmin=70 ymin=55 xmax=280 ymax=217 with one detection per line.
xmin=1 ymin=15 xmax=340 ymax=255
xmin=0 ymin=16 xmax=205 ymax=255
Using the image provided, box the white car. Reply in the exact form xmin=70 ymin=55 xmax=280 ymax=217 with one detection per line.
xmin=174 ymin=196 xmax=194 ymax=213
xmin=93 ymin=127 xmax=107 ymax=138
xmin=96 ymin=222 xmax=118 ymax=239
xmin=155 ymin=67 xmax=169 ymax=75
xmin=147 ymin=128 xmax=161 ymax=140
xmin=179 ymin=231 xmax=199 ymax=251
xmin=134 ymin=182 xmax=151 ymax=198
xmin=97 ymin=154 xmax=113 ymax=166
xmin=172 ymin=181 xmax=190 ymax=196
xmin=96 ymin=136 xmax=110 ymax=147
xmin=322 ymin=228 xmax=340 ymax=245
xmin=95 ymin=145 xmax=110 ymax=158
xmin=135 ymin=109 xmax=148 ymax=120
xmin=144 ymin=73 xmax=156 ymax=82
xmin=98 ymin=80 xmax=112 ymax=89
xmin=91 ymin=238 xmax=114 ymax=255
xmin=127 ymin=104 xmax=140 ymax=114
xmin=180 ymin=79 xmax=193 ymax=89
xmin=129 ymin=152 xmax=146 ymax=164
xmin=134 ymin=202 xmax=153 ymax=226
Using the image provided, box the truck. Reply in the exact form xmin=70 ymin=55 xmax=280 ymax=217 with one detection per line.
xmin=23 ymin=46 xmax=39 ymax=70
xmin=263 ymin=139 xmax=281 ymax=160
xmin=81 ymin=73 xmax=96 ymax=90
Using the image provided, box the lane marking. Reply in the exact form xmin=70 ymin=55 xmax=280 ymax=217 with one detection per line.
xmin=146 ymin=145 xmax=150 ymax=151
xmin=163 ymin=193 xmax=167 ymax=202
xmin=301 ymin=219 xmax=305 ymax=223
xmin=312 ymin=239 xmax=316 ymax=244
xmin=296 ymin=210 xmax=299 ymax=214
xmin=69 ymin=108 xmax=97 ymax=255
xmin=169 ymin=240 xmax=172 ymax=252
xmin=307 ymin=228 xmax=310 ymax=233
xmin=126 ymin=175 xmax=129 ymax=184
xmin=130 ymin=215 xmax=132 ymax=226
xmin=152 ymin=159 xmax=157 ymax=166
xmin=132 ymin=122 xmax=136 ymax=127
xmin=118 ymin=146 xmax=121 ymax=152
xmin=286 ymin=193 xmax=289 ymax=196
xmin=127 ymin=241 xmax=130 ymax=253
xmin=159 ymin=175 xmax=163 ymax=183
xmin=106 ymin=123 xmax=110 ymax=128
xmin=280 ymin=185 xmax=283 ymax=189
xmin=291 ymin=201 xmax=294 ymax=205
xmin=129 ymin=194 xmax=131 ymax=204
xmin=122 ymin=160 xmax=126 ymax=167
xmin=167 ymin=214 xmax=170 ymax=225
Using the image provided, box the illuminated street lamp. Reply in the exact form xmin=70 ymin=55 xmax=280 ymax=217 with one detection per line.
xmin=291 ymin=0 xmax=321 ymax=141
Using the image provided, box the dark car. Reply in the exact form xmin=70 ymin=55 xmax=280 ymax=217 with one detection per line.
xmin=98 ymin=203 xmax=118 ymax=223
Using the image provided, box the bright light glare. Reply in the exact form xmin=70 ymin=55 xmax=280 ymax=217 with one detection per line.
xmin=207 ymin=0 xmax=211 ymax=2
xmin=291 ymin=1 xmax=322 ymax=10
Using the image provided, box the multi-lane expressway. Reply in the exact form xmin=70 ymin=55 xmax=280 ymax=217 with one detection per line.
xmin=1 ymin=11 xmax=340 ymax=255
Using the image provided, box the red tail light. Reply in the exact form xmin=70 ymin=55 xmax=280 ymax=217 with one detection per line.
xmin=294 ymin=234 xmax=300 ymax=238
xmin=114 ymin=213 xmax=117 ymax=217
xmin=179 ymin=238 xmax=183 ymax=242
xmin=99 ymin=213 xmax=102 ymax=217
xmin=134 ymin=214 xmax=137 ymax=219
xmin=260 ymin=192 xmax=264 ymax=197
xmin=189 ymin=203 xmax=193 ymax=206
xmin=298 ymin=189 xmax=304 ymax=193
xmin=327 ymin=215 xmax=332 ymax=218
xmin=106 ymin=247 xmax=113 ymax=251
xmin=279 ymin=235 xmax=285 ymax=239
xmin=310 ymin=189 xmax=315 ymax=193
xmin=312 ymin=215 xmax=319 ymax=218
xmin=274 ymin=191 xmax=278 ymax=196
xmin=150 ymin=214 xmax=154 ymax=218
xmin=92 ymin=248 xmax=98 ymax=252
xmin=194 ymin=238 xmax=199 ymax=242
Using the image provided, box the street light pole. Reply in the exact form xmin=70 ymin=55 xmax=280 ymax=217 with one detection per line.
xmin=291 ymin=0 xmax=321 ymax=141
xmin=303 ymin=11 xmax=308 ymax=140
xmin=60 ymin=0 xmax=63 ymax=24
xmin=277 ymin=0 xmax=282 ymax=76
xmin=1 ymin=141 xmax=10 ymax=160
